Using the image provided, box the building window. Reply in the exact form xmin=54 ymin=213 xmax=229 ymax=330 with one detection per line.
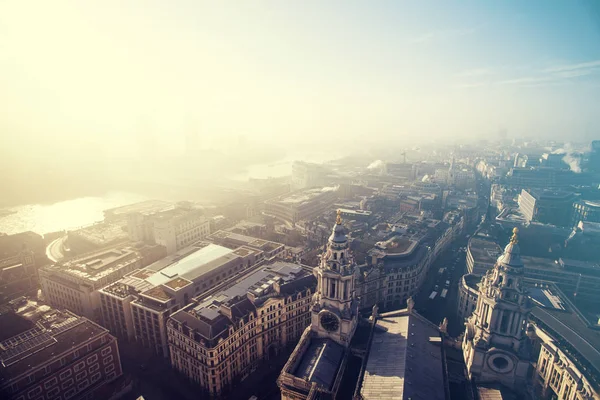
xmin=76 ymin=371 xmax=87 ymax=381
xmin=105 ymin=364 xmax=115 ymax=374
xmin=101 ymin=346 xmax=112 ymax=356
xmin=47 ymin=387 xmax=60 ymax=398
xmin=44 ymin=377 xmax=58 ymax=389
xmin=59 ymin=370 xmax=72 ymax=380
xmin=64 ymin=388 xmax=76 ymax=399
xmin=91 ymin=372 xmax=101 ymax=383
xmin=103 ymin=355 xmax=114 ymax=365
xmin=86 ymin=354 xmax=98 ymax=365
xmin=77 ymin=379 xmax=89 ymax=391
xmin=74 ymin=361 xmax=86 ymax=372
xmin=27 ymin=386 xmax=42 ymax=399
xmin=61 ymin=378 xmax=74 ymax=389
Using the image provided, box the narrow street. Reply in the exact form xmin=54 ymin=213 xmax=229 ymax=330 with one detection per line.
xmin=414 ymin=239 xmax=468 ymax=337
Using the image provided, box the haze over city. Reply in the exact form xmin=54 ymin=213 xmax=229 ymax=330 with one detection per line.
xmin=1 ymin=1 xmax=600 ymax=206
xmin=1 ymin=3 xmax=600 ymax=400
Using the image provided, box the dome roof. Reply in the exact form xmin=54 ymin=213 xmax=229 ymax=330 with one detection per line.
xmin=497 ymin=228 xmax=523 ymax=268
xmin=329 ymin=210 xmax=348 ymax=243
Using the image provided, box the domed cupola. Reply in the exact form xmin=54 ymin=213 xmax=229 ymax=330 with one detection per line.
xmin=329 ymin=210 xmax=348 ymax=244
xmin=497 ymin=228 xmax=523 ymax=269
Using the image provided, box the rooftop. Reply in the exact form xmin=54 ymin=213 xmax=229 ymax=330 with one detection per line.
xmin=527 ymin=189 xmax=577 ymax=201
xmin=468 ymin=237 xmax=502 ymax=265
xmin=43 ymin=247 xmax=141 ymax=282
xmin=293 ymin=338 xmax=344 ymax=391
xmin=195 ymin=262 xmax=309 ymax=314
xmin=359 ymin=310 xmax=446 ymax=400
xmin=374 ymin=236 xmax=418 ymax=256
xmin=145 ymin=243 xmax=234 ymax=286
xmin=0 ymin=298 xmax=106 ymax=382
xmin=207 ymin=230 xmax=283 ymax=253
xmin=164 ymin=277 xmax=192 ymax=291
xmin=103 ymin=199 xmax=173 ymax=218
xmin=142 ymin=286 xmax=172 ymax=302
xmin=269 ymin=188 xmax=335 ymax=206
xmin=171 ymin=262 xmax=314 ymax=342
xmin=530 ymin=306 xmax=600 ymax=386
xmin=69 ymin=222 xmax=128 ymax=246
xmin=338 ymin=209 xmax=373 ymax=216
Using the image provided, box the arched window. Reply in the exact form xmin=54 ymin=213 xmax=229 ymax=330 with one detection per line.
xmin=333 ymin=253 xmax=337 ymax=260
xmin=507 ymin=278 xmax=513 ymax=287
xmin=340 ymin=252 xmax=344 ymax=259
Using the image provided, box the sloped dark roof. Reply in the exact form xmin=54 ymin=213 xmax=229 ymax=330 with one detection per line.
xmin=530 ymin=306 xmax=600 ymax=381
xmin=279 ymin=275 xmax=317 ymax=296
xmin=293 ymin=338 xmax=345 ymax=390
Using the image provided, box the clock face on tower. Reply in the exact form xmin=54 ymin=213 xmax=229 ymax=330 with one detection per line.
xmin=320 ymin=312 xmax=339 ymax=332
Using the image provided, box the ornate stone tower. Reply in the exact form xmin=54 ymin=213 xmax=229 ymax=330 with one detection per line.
xmin=463 ymin=228 xmax=532 ymax=389
xmin=310 ymin=210 xmax=359 ymax=346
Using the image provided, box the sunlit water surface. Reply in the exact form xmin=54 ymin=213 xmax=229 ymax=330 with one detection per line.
xmin=0 ymin=192 xmax=148 ymax=235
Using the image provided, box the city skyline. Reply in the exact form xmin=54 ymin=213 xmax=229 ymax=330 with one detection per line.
xmin=1 ymin=1 xmax=599 ymax=160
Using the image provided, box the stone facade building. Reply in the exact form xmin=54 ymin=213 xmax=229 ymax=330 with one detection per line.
xmin=165 ymin=262 xmax=316 ymax=397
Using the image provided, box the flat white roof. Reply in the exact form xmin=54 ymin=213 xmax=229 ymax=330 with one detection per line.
xmin=146 ymin=244 xmax=233 ymax=286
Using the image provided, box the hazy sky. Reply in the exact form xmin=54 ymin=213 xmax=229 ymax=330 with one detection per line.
xmin=1 ymin=0 xmax=600 ymax=162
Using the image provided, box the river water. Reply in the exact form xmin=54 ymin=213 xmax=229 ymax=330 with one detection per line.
xmin=0 ymin=192 xmax=148 ymax=236
xmin=0 ymin=152 xmax=343 ymax=236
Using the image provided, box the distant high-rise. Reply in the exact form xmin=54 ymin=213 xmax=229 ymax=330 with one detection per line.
xmin=291 ymin=161 xmax=325 ymax=191
xmin=589 ymin=140 xmax=600 ymax=172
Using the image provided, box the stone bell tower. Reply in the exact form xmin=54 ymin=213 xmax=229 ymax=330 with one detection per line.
xmin=310 ymin=210 xmax=359 ymax=346
xmin=463 ymin=228 xmax=532 ymax=390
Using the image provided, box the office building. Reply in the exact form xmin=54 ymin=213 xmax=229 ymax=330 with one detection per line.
xmin=99 ymin=241 xmax=263 ymax=357
xmin=507 ymin=167 xmax=591 ymax=189
xmin=528 ymin=307 xmax=600 ymax=400
xmin=0 ymin=250 xmax=36 ymax=303
xmin=466 ymin=236 xmax=502 ymax=275
xmin=0 ymin=298 xmax=122 ymax=400
xmin=0 ymin=231 xmax=45 ymax=260
xmin=383 ymin=162 xmax=415 ymax=179
xmin=127 ymin=202 xmax=211 ymax=254
xmin=263 ymin=188 xmax=337 ymax=223
xmin=291 ymin=161 xmax=326 ymax=191
xmin=67 ymin=223 xmax=129 ymax=254
xmin=490 ymin=184 xmax=518 ymax=212
xmin=523 ymin=257 xmax=600 ymax=303
xmin=206 ymin=230 xmax=285 ymax=260
xmin=40 ymin=246 xmax=143 ymax=322
xmin=540 ymin=152 xmax=568 ymax=169
xmin=572 ymin=199 xmax=600 ymax=225
xmin=167 ymin=262 xmax=316 ymax=397
xmin=436 ymin=159 xmax=476 ymax=190
xmin=336 ymin=208 xmax=372 ymax=222
xmin=589 ymin=140 xmax=600 ymax=172
xmin=518 ymin=189 xmax=577 ymax=227
xmin=360 ymin=235 xmax=431 ymax=310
